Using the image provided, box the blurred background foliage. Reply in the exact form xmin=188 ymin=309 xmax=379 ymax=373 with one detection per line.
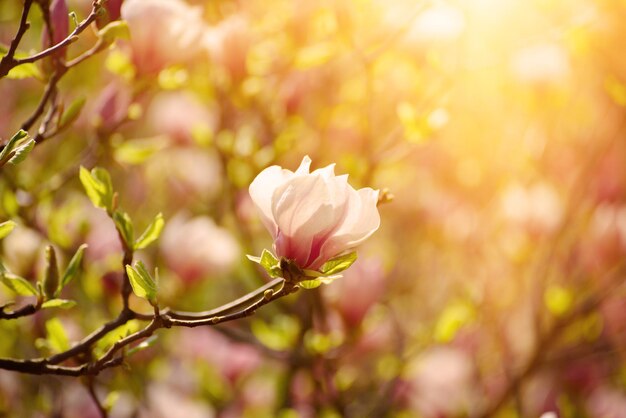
xmin=1 ymin=0 xmax=626 ymax=416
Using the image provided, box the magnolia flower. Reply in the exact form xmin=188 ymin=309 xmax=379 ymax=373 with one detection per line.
xmin=249 ymin=156 xmax=380 ymax=271
xmin=121 ymin=0 xmax=207 ymax=74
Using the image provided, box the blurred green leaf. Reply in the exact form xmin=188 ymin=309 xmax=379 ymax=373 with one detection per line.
xmin=95 ymin=320 xmax=141 ymax=357
xmin=126 ymin=335 xmax=158 ymax=356
xmin=43 ymin=245 xmax=60 ymax=299
xmin=0 ymin=220 xmax=16 ymax=239
xmin=98 ymin=20 xmax=130 ymax=44
xmin=0 ymin=272 xmax=38 ymax=296
xmin=113 ymin=137 xmax=167 ymax=165
xmin=434 ymin=302 xmax=475 ymax=343
xmin=0 ymin=129 xmax=28 ymax=164
xmin=59 ymin=97 xmax=86 ymax=128
xmin=105 ymin=49 xmax=135 ymax=79
xmin=134 ymin=213 xmax=164 ymax=250
xmin=113 ymin=211 xmax=134 ymax=249
xmin=45 ymin=318 xmax=70 ymax=353
xmin=251 ymin=315 xmax=300 ymax=351
xmin=304 ymin=330 xmax=342 ymax=355
xmin=294 ymin=43 xmax=336 ymax=69
xmin=158 ymin=66 xmax=188 ymax=90
xmin=298 ymin=279 xmax=323 ymax=289
xmin=6 ymin=63 xmax=42 ymax=80
xmin=79 ymin=166 xmax=114 ymax=212
xmin=60 ymin=244 xmax=88 ymax=290
xmin=545 ymin=285 xmax=573 ymax=316
xmin=320 ymin=252 xmax=357 ymax=276
xmin=8 ymin=139 xmax=34 ymax=165
xmin=41 ymin=299 xmax=76 ymax=309
xmin=125 ymin=261 xmax=157 ymax=304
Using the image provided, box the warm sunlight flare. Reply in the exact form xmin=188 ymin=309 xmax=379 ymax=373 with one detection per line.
xmin=1 ymin=0 xmax=625 ymax=416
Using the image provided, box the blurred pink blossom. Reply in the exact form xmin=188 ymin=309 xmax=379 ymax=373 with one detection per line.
xmin=499 ymin=182 xmax=563 ymax=234
xmin=43 ymin=0 xmax=69 ymax=57
xmin=121 ymin=0 xmax=208 ymax=74
xmin=204 ymin=15 xmax=251 ymax=79
xmin=176 ymin=328 xmax=261 ymax=383
xmin=511 ymin=43 xmax=571 ymax=85
xmin=140 ymin=383 xmax=215 ymax=418
xmin=324 ymin=257 xmax=386 ymax=327
xmin=407 ymin=347 xmax=478 ymax=418
xmin=91 ymin=81 xmax=132 ymax=132
xmin=160 ymin=214 xmax=240 ymax=283
xmin=1 ymin=225 xmax=43 ymax=278
xmin=586 ymin=386 xmax=626 ymax=418
xmin=146 ymin=146 xmax=223 ymax=204
xmin=249 ymin=156 xmax=380 ymax=270
xmin=146 ymin=92 xmax=218 ymax=144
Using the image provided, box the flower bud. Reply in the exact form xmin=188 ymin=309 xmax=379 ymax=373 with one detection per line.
xmin=42 ymin=0 xmax=69 ymax=58
xmin=248 ymin=156 xmax=380 ymax=270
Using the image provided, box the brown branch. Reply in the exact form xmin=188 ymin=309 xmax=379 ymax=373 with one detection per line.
xmin=48 ymin=308 xmax=136 ymax=365
xmin=0 ymin=0 xmax=35 ymax=78
xmin=0 ymin=302 xmax=38 ymax=320
xmin=0 ymin=275 xmax=299 ymax=377
xmin=476 ymin=269 xmax=626 ymax=418
xmin=85 ymin=378 xmax=108 ymax=418
xmin=0 ymin=0 xmax=104 ymax=79
xmin=20 ymin=71 xmax=63 ymax=132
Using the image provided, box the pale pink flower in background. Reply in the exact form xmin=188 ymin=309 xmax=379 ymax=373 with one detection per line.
xmin=1 ymin=225 xmax=43 ymax=278
xmin=408 ymin=347 xmax=477 ymax=418
xmin=91 ymin=81 xmax=131 ymax=132
xmin=146 ymin=92 xmax=218 ymax=144
xmin=84 ymin=205 xmax=123 ymax=264
xmin=176 ymin=328 xmax=261 ymax=383
xmin=121 ymin=0 xmax=207 ymax=74
xmin=204 ymin=15 xmax=251 ymax=79
xmin=43 ymin=0 xmax=69 ymax=57
xmin=499 ymin=181 xmax=563 ymax=233
xmin=324 ymin=257 xmax=386 ymax=327
xmin=146 ymin=147 xmax=223 ymax=203
xmin=586 ymin=386 xmax=626 ymax=418
xmin=511 ymin=42 xmax=571 ymax=85
xmin=160 ymin=214 xmax=240 ymax=283
xmin=140 ymin=383 xmax=215 ymax=418
xmin=249 ymin=156 xmax=380 ymax=270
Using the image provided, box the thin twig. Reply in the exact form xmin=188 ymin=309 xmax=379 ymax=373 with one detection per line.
xmin=0 ymin=0 xmax=35 ymax=78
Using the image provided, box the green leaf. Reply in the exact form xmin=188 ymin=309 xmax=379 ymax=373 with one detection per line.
xmin=7 ymin=138 xmax=34 ymax=165
xmin=0 ymin=220 xmax=16 ymax=239
xmin=60 ymin=244 xmax=87 ymax=290
xmin=45 ymin=318 xmax=70 ymax=353
xmin=247 ymin=249 xmax=283 ymax=277
xmin=126 ymin=335 xmax=158 ymax=356
xmin=320 ymin=252 xmax=357 ymax=276
xmin=134 ymin=213 xmax=164 ymax=250
xmin=125 ymin=261 xmax=157 ymax=304
xmin=0 ymin=273 xmax=38 ymax=296
xmin=113 ymin=136 xmax=167 ymax=165
xmin=59 ymin=97 xmax=86 ymax=128
xmin=6 ymin=63 xmax=42 ymax=80
xmin=298 ymin=278 xmax=323 ymax=289
xmin=0 ymin=130 xmax=28 ymax=164
xmin=251 ymin=315 xmax=300 ymax=351
xmin=113 ymin=211 xmax=134 ymax=249
xmin=79 ymin=166 xmax=114 ymax=211
xmin=98 ymin=20 xmax=130 ymax=44
xmin=260 ymin=249 xmax=282 ymax=277
xmin=43 ymin=245 xmax=60 ymax=299
xmin=41 ymin=299 xmax=77 ymax=309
